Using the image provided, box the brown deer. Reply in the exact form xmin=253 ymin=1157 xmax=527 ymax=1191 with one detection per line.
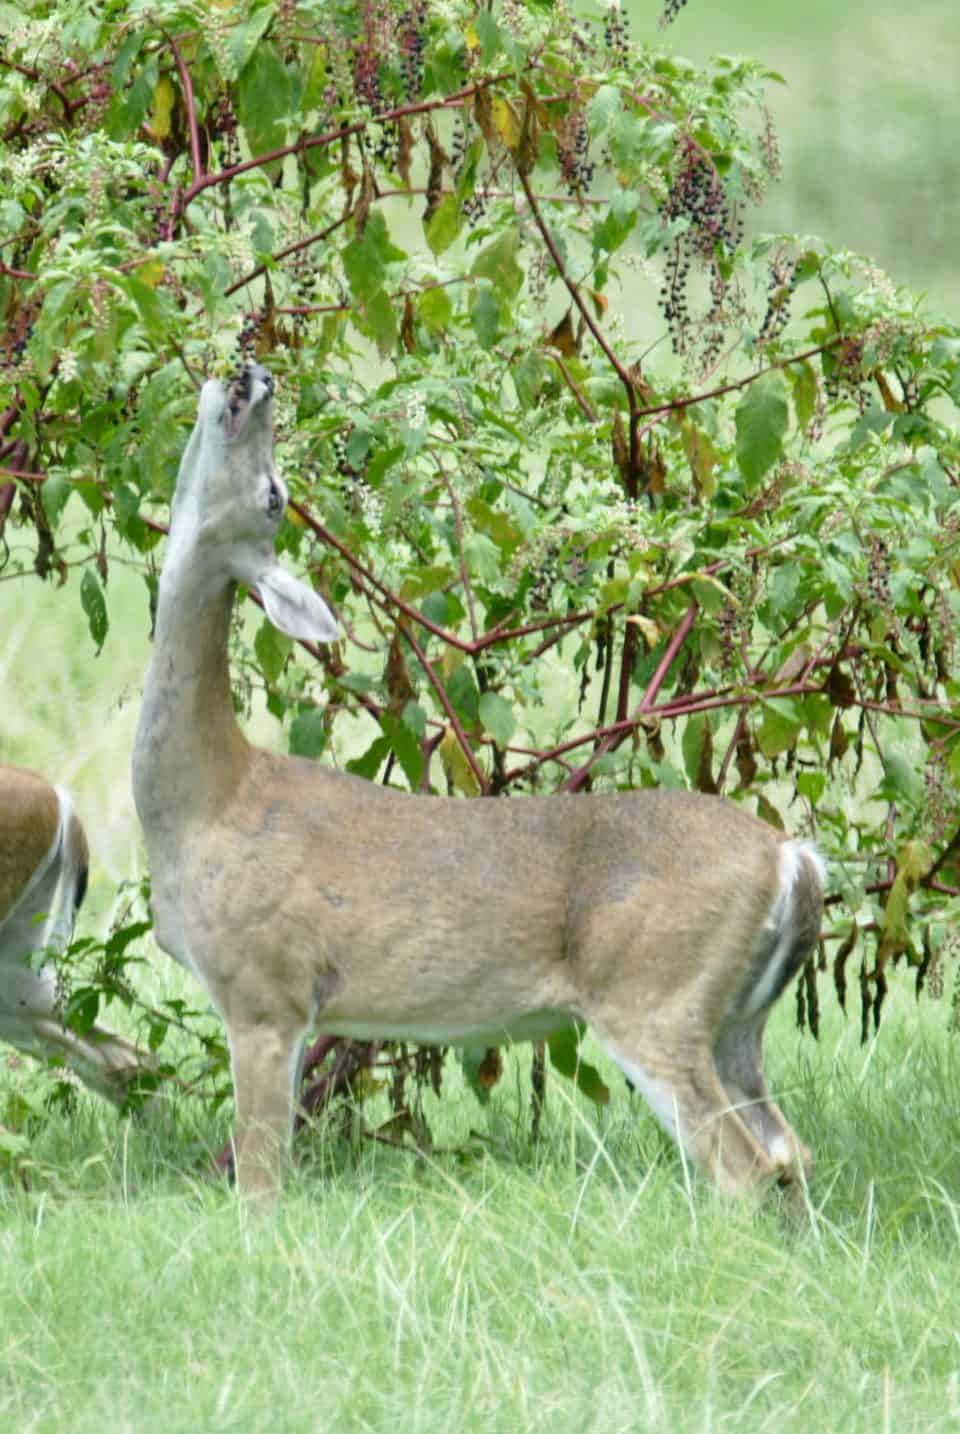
xmin=0 ymin=763 xmax=145 ymax=1099
xmin=133 ymin=365 xmax=823 ymax=1198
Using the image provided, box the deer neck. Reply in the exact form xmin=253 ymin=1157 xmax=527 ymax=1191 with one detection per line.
xmin=133 ymin=536 xmax=250 ymax=839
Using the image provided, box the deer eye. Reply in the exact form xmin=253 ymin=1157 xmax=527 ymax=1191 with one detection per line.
xmin=266 ymin=478 xmax=283 ymax=518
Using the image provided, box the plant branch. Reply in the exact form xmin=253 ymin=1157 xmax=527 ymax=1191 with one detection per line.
xmin=399 ymin=622 xmax=489 ymax=795
xmin=165 ymin=32 xmax=203 ymax=186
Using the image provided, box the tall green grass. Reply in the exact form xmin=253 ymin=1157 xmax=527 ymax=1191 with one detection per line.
xmin=2 ymin=992 xmax=959 ymax=1433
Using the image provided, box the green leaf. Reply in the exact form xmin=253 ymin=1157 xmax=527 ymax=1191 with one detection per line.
xmin=879 ymin=752 xmax=924 ymax=806
xmin=40 ymin=473 xmax=72 ymax=528
xmin=80 ymin=569 xmax=108 ymax=653
xmin=734 ymin=373 xmax=789 ymax=489
xmin=254 ymin=621 xmax=292 ymax=685
xmin=111 ymin=30 xmax=144 ymax=89
xmin=593 ymin=191 xmax=638 ymax=256
xmin=513 ymin=350 xmax=545 ymax=407
xmin=425 ymin=193 xmax=463 ymax=256
xmin=417 ymin=286 xmax=453 ymax=332
xmin=235 ymin=42 xmax=291 ymax=156
xmin=454 ymin=137 xmax=484 ymax=205
xmin=786 ymin=359 xmax=817 ymax=433
xmin=478 ymin=691 xmax=516 ymax=746
xmin=381 ymin=714 xmax=424 ymax=790
xmin=757 ymin=701 xmax=801 ymax=757
xmin=346 ymin=734 xmax=392 ymax=780
xmin=470 ymin=287 xmax=500 ymax=349
xmin=797 ymin=770 xmax=826 ymax=804
xmin=230 ymin=6 xmax=276 ymax=75
xmin=104 ymin=921 xmax=152 ymax=961
xmin=343 ymin=211 xmax=407 ymax=300
xmin=446 ymin=664 xmax=479 ymax=722
xmin=121 ymin=276 xmax=166 ymax=339
xmin=475 ymin=8 xmax=500 ymax=63
xmin=64 ymin=986 xmax=100 ymax=1036
xmin=471 ymin=231 xmax=523 ymax=301
xmin=681 ymin=713 xmax=710 ymax=788
xmin=402 ymin=701 xmax=427 ymax=738
xmin=364 ymin=289 xmax=399 ymax=355
xmin=290 ymin=709 xmax=328 ymax=758
xmin=547 ymin=1027 xmax=610 ymax=1107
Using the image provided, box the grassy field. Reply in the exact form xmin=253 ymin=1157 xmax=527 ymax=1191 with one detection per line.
xmin=3 ymin=1 xmax=960 ymax=1429
xmin=3 ymin=565 xmax=960 ymax=1430
xmin=1 ymin=992 xmax=959 ymax=1432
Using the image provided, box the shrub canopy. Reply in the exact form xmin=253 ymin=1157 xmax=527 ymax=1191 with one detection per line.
xmin=2 ymin=0 xmax=959 ymax=1101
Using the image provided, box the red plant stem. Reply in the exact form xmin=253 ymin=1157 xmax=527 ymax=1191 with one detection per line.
xmin=292 ymin=495 xmax=597 ymax=655
xmin=224 ymin=213 xmax=353 ymax=298
xmin=177 ymin=72 xmax=519 ymax=219
xmin=639 ymin=602 xmax=700 ymax=713
xmin=0 ymin=481 xmax=14 ymax=530
xmin=515 ymin=165 xmax=639 ymax=458
xmin=634 ymin=338 xmax=843 ymax=421
xmin=0 ymin=465 xmax=45 ymax=481
xmin=399 ymin=623 xmax=489 ymax=794
xmin=166 ymin=33 xmax=203 ymax=186
xmin=715 ymin=706 xmax=747 ymax=795
xmin=290 ymin=498 xmax=474 ymax=650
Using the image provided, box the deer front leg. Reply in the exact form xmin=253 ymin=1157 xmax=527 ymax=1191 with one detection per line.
xmin=228 ymin=1019 xmax=307 ymax=1199
xmin=30 ymin=1018 xmax=147 ymax=1103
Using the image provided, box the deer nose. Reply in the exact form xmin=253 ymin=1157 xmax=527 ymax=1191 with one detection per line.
xmin=249 ymin=365 xmax=274 ymax=398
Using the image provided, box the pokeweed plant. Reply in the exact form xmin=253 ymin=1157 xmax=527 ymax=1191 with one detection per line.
xmin=1 ymin=0 xmax=959 ymax=1144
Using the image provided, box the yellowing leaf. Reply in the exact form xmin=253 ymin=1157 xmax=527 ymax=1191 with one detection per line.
xmin=626 ymin=614 xmax=661 ymax=648
xmin=440 ymin=726 xmax=481 ymax=796
xmin=464 ymin=20 xmax=480 ymax=49
xmin=679 ymin=419 xmax=719 ymax=499
xmin=134 ymin=258 xmax=164 ymax=287
xmin=150 ymin=75 xmax=176 ymax=141
xmin=491 ymin=96 xmax=522 ymax=151
xmin=896 ymin=840 xmax=933 ymax=889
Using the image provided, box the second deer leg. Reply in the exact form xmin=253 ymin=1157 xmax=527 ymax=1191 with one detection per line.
xmin=714 ymin=1018 xmax=811 ymax=1179
xmin=228 ymin=1019 xmax=307 ymax=1200
xmin=595 ymin=1030 xmax=782 ymax=1195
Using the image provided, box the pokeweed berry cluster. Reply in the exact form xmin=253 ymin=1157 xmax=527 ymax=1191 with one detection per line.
xmin=398 ymin=0 xmax=428 ymax=101
xmin=659 ymin=144 xmax=742 ymax=354
xmin=659 ymin=0 xmax=690 ymax=27
xmin=557 ymin=110 xmax=595 ymax=196
xmin=756 ymin=253 xmax=798 ymax=346
xmin=602 ymin=1 xmax=630 ymax=65
xmin=662 ymin=146 xmax=741 ymax=258
xmin=353 ymin=0 xmax=390 ymax=111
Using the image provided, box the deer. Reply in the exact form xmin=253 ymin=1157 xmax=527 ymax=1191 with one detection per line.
xmin=0 ymin=762 xmax=146 ymax=1100
xmin=132 ymin=364 xmax=824 ymax=1200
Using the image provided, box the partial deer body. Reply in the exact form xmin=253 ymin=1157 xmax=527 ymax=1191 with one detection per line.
xmin=0 ymin=762 xmax=145 ymax=1099
xmin=133 ymin=367 xmax=824 ymax=1198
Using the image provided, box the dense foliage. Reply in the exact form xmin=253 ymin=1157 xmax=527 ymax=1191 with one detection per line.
xmin=2 ymin=0 xmax=959 ymax=1129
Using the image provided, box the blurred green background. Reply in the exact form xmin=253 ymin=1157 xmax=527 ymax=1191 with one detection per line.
xmin=657 ymin=0 xmax=959 ymax=309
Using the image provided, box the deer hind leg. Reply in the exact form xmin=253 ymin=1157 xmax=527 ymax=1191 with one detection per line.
xmin=711 ymin=839 xmax=823 ymax=1182
xmin=714 ymin=1017 xmax=811 ymax=1180
xmin=596 ymin=1030 xmax=783 ymax=1195
xmin=228 ymin=1017 xmax=309 ymax=1199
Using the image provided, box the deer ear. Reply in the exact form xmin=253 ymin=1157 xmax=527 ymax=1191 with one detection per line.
xmin=257 ymin=566 xmax=339 ymax=643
